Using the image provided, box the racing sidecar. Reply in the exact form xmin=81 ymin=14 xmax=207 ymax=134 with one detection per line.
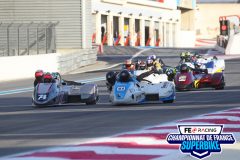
xmin=32 ymin=80 xmax=98 ymax=107
xmin=174 ymin=66 xmax=225 ymax=91
xmin=108 ymin=70 xmax=176 ymax=105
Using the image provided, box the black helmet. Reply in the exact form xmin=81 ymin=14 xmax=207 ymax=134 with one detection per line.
xmin=139 ymin=61 xmax=146 ymax=70
xmin=118 ymin=70 xmax=131 ymax=82
xmin=180 ymin=64 xmax=189 ymax=72
xmin=136 ymin=59 xmax=141 ymax=64
xmin=134 ymin=59 xmax=141 ymax=70
xmin=166 ymin=68 xmax=173 ymax=76
xmin=106 ymin=71 xmax=116 ymax=85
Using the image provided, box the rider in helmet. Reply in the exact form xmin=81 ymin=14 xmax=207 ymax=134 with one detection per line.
xmin=139 ymin=61 xmax=146 ymax=70
xmin=134 ymin=59 xmax=141 ymax=70
xmin=124 ymin=59 xmax=135 ymax=72
xmin=43 ymin=72 xmax=54 ymax=83
xmin=180 ymin=51 xmax=192 ymax=63
xmin=34 ymin=70 xmax=44 ymax=87
xmin=184 ymin=55 xmax=192 ymax=62
xmin=194 ymin=61 xmax=207 ymax=74
xmin=146 ymin=58 xmax=153 ymax=70
xmin=51 ymin=72 xmax=62 ymax=85
xmin=180 ymin=64 xmax=189 ymax=73
xmin=118 ymin=69 xmax=153 ymax=83
xmin=165 ymin=68 xmax=176 ymax=81
xmin=118 ymin=70 xmax=131 ymax=82
xmin=180 ymin=52 xmax=187 ymax=61
xmin=106 ymin=71 xmax=118 ymax=91
xmin=151 ymin=55 xmax=162 ymax=72
xmin=195 ymin=53 xmax=203 ymax=59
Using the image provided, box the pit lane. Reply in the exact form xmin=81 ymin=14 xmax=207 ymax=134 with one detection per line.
xmin=0 ymin=52 xmax=239 ymax=157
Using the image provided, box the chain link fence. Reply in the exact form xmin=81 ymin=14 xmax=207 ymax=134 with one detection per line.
xmin=0 ymin=22 xmax=58 ymax=57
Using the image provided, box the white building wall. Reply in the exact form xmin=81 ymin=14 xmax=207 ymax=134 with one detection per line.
xmin=92 ymin=0 xmax=181 ymax=47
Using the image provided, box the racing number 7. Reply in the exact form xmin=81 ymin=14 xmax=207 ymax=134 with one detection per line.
xmin=38 ymin=95 xmax=47 ymax=101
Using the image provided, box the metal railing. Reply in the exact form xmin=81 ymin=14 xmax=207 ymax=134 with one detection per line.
xmin=0 ymin=22 xmax=59 ymax=57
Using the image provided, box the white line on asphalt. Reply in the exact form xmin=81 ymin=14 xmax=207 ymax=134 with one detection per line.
xmin=91 ymin=48 xmax=152 ymax=72
xmin=0 ymin=103 xmax=238 ymax=116
xmin=132 ymin=48 xmax=152 ymax=59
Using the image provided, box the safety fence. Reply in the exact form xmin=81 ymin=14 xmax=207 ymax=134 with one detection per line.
xmin=0 ymin=22 xmax=58 ymax=57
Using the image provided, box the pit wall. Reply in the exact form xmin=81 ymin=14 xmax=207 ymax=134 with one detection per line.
xmin=0 ymin=48 xmax=97 ymax=82
xmin=225 ymin=33 xmax=240 ymax=55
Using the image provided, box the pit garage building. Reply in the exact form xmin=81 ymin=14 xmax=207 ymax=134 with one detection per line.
xmin=92 ymin=0 xmax=197 ymax=47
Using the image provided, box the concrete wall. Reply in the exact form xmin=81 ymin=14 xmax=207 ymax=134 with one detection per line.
xmin=0 ymin=54 xmax=58 ymax=82
xmin=0 ymin=48 xmax=97 ymax=82
xmin=58 ymin=48 xmax=97 ymax=74
xmin=196 ymin=3 xmax=240 ymax=39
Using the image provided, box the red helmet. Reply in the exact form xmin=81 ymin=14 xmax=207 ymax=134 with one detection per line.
xmin=43 ymin=73 xmax=53 ymax=83
xmin=124 ymin=59 xmax=132 ymax=67
xmin=35 ymin=70 xmax=44 ymax=78
xmin=124 ymin=59 xmax=133 ymax=71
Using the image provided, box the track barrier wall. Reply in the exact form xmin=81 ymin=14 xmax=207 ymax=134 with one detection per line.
xmin=0 ymin=48 xmax=97 ymax=82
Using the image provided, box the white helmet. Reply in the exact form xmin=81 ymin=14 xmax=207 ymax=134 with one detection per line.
xmin=151 ymin=55 xmax=157 ymax=61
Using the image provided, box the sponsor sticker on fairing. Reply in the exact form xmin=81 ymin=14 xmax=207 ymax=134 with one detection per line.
xmin=167 ymin=125 xmax=235 ymax=159
xmin=179 ymin=75 xmax=187 ymax=81
xmin=117 ymin=86 xmax=125 ymax=91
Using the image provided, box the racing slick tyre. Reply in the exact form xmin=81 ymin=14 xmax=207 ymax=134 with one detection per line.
xmin=86 ymin=90 xmax=99 ymax=105
xmin=32 ymin=99 xmax=39 ymax=108
xmin=86 ymin=99 xmax=97 ymax=105
xmin=163 ymin=100 xmax=174 ymax=103
xmin=215 ymin=77 xmax=225 ymax=90
xmin=175 ymin=87 xmax=181 ymax=92
xmin=86 ymin=95 xmax=98 ymax=105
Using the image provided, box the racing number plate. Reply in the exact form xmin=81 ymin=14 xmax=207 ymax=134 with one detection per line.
xmin=117 ymin=86 xmax=125 ymax=91
xmin=38 ymin=94 xmax=47 ymax=101
xmin=179 ymin=75 xmax=187 ymax=82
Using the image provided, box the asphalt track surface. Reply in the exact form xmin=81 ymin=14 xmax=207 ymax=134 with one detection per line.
xmin=0 ymin=51 xmax=240 ymax=157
